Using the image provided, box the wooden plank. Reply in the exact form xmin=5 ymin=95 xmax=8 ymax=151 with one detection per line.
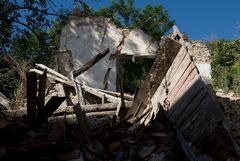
xmin=150 ymin=49 xmax=192 ymax=121
xmin=180 ymin=94 xmax=224 ymax=144
xmin=63 ymin=102 xmax=132 ymax=113
xmin=73 ymin=48 xmax=109 ymax=77
xmin=71 ymin=71 xmax=90 ymax=136
xmin=29 ymin=68 xmax=73 ymax=87
xmin=175 ymin=88 xmax=208 ymax=126
xmin=166 ymin=63 xmax=198 ymax=109
xmin=151 ymin=47 xmax=190 ymax=107
xmin=72 ymin=103 xmax=91 ymax=136
xmin=126 ymin=38 xmax=182 ymax=122
xmin=36 ymin=96 xmax=66 ymax=124
xmin=175 ymin=128 xmax=199 ymax=161
xmin=98 ymin=89 xmax=134 ymax=101
xmin=82 ymin=85 xmax=122 ymax=103
xmin=35 ymin=63 xmax=70 ymax=81
xmin=116 ymin=54 xmax=125 ymax=118
xmin=165 ymin=52 xmax=192 ymax=98
xmin=70 ymin=71 xmax=86 ymax=106
xmin=38 ymin=69 xmax=47 ymax=110
xmin=27 ymin=71 xmax=37 ymax=121
xmin=170 ymin=64 xmax=198 ymax=102
xmin=167 ymin=75 xmax=204 ymax=121
xmin=52 ymin=110 xmax=116 ymax=120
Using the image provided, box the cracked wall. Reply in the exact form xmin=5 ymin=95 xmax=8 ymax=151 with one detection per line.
xmin=59 ymin=16 xmax=159 ymax=91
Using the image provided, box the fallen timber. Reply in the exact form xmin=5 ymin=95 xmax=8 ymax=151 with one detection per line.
xmin=126 ymin=26 xmax=240 ymax=160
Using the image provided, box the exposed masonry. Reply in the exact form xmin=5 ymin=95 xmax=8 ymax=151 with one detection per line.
xmin=186 ymin=41 xmax=212 ymax=83
xmin=186 ymin=40 xmax=211 ymax=63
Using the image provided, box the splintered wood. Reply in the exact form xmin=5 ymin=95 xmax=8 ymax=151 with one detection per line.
xmin=125 ymin=37 xmax=182 ymax=123
xmin=126 ymin=27 xmax=239 ymax=160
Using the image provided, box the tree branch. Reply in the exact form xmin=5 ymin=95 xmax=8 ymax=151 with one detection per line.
xmin=0 ymin=18 xmax=41 ymax=41
xmin=0 ymin=6 xmax=67 ymax=19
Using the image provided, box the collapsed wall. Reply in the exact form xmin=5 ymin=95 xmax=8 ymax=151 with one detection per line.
xmin=58 ymin=16 xmax=158 ymax=91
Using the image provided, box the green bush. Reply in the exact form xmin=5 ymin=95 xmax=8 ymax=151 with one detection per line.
xmin=208 ymin=39 xmax=240 ymax=95
xmin=0 ymin=68 xmax=20 ymax=99
xmin=123 ymin=59 xmax=154 ymax=94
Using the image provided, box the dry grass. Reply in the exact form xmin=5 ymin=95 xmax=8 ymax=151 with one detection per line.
xmin=13 ymin=60 xmax=32 ymax=108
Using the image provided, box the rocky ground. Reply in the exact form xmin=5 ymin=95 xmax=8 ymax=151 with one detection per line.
xmin=216 ymin=91 xmax=240 ymax=145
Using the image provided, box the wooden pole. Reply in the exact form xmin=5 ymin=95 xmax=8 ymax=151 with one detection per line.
xmin=27 ymin=71 xmax=37 ymax=121
xmin=73 ymin=48 xmax=109 ymax=77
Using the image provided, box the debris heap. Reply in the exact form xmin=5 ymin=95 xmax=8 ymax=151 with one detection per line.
xmin=0 ymin=17 xmax=240 ymax=161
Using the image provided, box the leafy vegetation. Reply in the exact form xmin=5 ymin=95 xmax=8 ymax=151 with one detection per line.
xmin=96 ymin=0 xmax=174 ymax=41
xmin=96 ymin=0 xmax=174 ymax=93
xmin=0 ymin=0 xmax=69 ymax=100
xmin=208 ymin=39 xmax=240 ymax=95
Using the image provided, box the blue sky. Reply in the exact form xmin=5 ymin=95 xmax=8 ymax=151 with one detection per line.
xmin=56 ymin=0 xmax=240 ymax=41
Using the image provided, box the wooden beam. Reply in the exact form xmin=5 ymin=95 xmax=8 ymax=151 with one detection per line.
xmin=98 ymin=89 xmax=134 ymax=101
xmin=50 ymin=111 xmax=116 ymax=121
xmin=125 ymin=38 xmax=182 ymax=122
xmin=70 ymin=71 xmax=86 ymax=106
xmin=3 ymin=102 xmax=133 ymax=118
xmin=70 ymin=72 xmax=90 ymax=136
xmin=2 ymin=54 xmax=26 ymax=80
xmin=29 ymin=68 xmax=73 ymax=87
xmin=36 ymin=96 xmax=66 ymax=124
xmin=35 ymin=63 xmax=70 ymax=81
xmin=55 ymin=102 xmax=132 ymax=115
xmin=73 ymin=103 xmax=90 ymax=136
xmin=116 ymin=54 xmax=125 ymax=118
xmin=38 ymin=69 xmax=47 ymax=110
xmin=27 ymin=71 xmax=37 ymax=121
xmin=73 ymin=48 xmax=110 ymax=78
xmin=82 ymin=85 xmax=121 ymax=103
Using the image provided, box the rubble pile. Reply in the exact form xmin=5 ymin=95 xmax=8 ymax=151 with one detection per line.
xmin=216 ymin=92 xmax=240 ymax=145
xmin=0 ymin=113 xmax=188 ymax=161
xmin=1 ymin=17 xmax=240 ymax=161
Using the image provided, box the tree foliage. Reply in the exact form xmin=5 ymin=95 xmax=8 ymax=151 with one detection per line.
xmin=96 ymin=0 xmax=174 ymax=93
xmin=0 ymin=0 xmax=174 ymax=98
xmin=208 ymin=39 xmax=240 ymax=95
xmin=0 ymin=0 xmax=69 ymax=99
xmin=96 ymin=0 xmax=174 ymax=41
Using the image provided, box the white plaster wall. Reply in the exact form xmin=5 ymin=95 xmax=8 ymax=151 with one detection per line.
xmin=195 ymin=63 xmax=211 ymax=84
xmin=59 ymin=17 xmax=123 ymax=91
xmin=59 ymin=17 xmax=159 ymax=91
xmin=121 ymin=29 xmax=158 ymax=56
